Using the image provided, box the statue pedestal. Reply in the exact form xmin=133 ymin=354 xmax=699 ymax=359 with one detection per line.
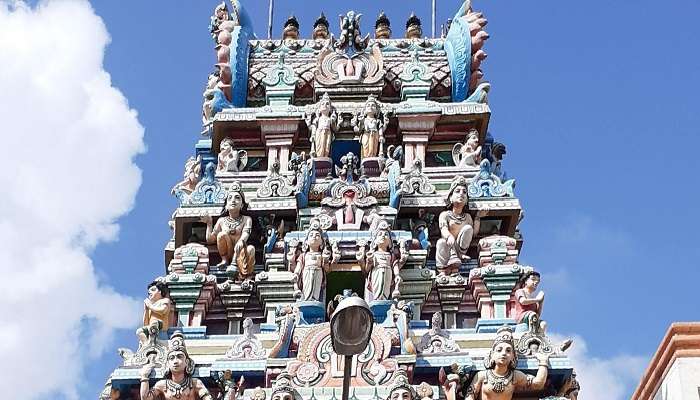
xmin=312 ymin=157 xmax=333 ymax=178
xmin=369 ymin=300 xmax=394 ymax=322
xmin=298 ymin=301 xmax=326 ymax=324
xmin=361 ymin=157 xmax=383 ymax=177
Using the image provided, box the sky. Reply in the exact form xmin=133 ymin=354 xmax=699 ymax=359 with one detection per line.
xmin=0 ymin=0 xmax=699 ymax=399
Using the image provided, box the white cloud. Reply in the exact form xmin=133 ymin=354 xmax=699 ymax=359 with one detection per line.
xmin=550 ymin=333 xmax=648 ymax=400
xmin=0 ymin=1 xmax=144 ymax=399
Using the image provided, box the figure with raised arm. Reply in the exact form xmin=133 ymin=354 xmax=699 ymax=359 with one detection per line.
xmin=435 ymin=176 xmax=479 ymax=275
xmin=136 ymin=280 xmax=172 ymax=348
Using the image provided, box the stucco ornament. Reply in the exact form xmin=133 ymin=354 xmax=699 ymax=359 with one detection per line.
xmin=137 ymin=280 xmax=172 ymax=348
xmin=387 ymin=370 xmax=417 ymax=400
xmin=172 ymin=155 xmax=202 ymax=196
xmin=417 ymin=312 xmax=461 ymax=354
xmin=452 ymin=129 xmax=482 ymax=168
xmin=287 ymin=218 xmax=339 ymax=302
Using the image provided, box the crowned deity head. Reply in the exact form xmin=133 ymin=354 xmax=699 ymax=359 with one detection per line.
xmin=372 ymin=219 xmax=393 ymax=251
xmin=485 ymin=326 xmax=517 ymax=370
xmin=446 ymin=176 xmax=469 ymax=209
xmin=317 ymin=93 xmax=333 ymax=116
xmin=164 ymin=331 xmax=195 ymax=378
xmin=223 ymin=181 xmax=247 ymax=213
xmin=304 ymin=218 xmax=325 ymax=253
xmin=363 ymin=95 xmax=380 ymax=117
xmin=387 ymin=370 xmax=416 ymax=400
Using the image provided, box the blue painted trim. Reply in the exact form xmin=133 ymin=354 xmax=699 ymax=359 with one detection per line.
xmin=445 ymin=2 xmax=472 ymax=102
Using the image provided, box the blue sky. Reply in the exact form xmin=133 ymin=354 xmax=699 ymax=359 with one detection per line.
xmin=2 ymin=0 xmax=698 ymax=399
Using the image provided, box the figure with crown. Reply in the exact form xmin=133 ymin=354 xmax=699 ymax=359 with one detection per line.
xmin=464 ymin=326 xmax=549 ymax=400
xmin=436 ymin=176 xmax=479 ymax=275
xmin=139 ymin=331 xmax=213 ymax=400
xmin=287 ymin=218 xmax=339 ymax=302
xmin=357 ymin=218 xmax=408 ymax=301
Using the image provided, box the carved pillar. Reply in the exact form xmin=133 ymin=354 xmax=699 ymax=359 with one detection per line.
xmin=166 ymin=273 xmax=215 ymax=327
xmin=255 ymin=271 xmax=297 ymax=324
xmin=219 ymin=280 xmax=254 ymax=334
xmin=259 ymin=120 xmax=298 ymax=172
xmin=435 ymin=274 xmax=467 ymax=329
xmin=469 ymin=265 xmax=529 ymax=320
xmin=397 ymin=114 xmax=440 ymax=168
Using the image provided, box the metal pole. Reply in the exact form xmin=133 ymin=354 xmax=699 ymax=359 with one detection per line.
xmin=267 ymin=0 xmax=274 ymax=39
xmin=341 ymin=355 xmax=352 ymax=400
xmin=432 ymin=0 xmax=436 ymax=38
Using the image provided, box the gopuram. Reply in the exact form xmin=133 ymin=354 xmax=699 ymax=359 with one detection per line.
xmin=100 ymin=1 xmax=581 ymax=399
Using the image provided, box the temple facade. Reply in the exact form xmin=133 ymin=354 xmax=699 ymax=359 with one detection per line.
xmin=99 ymin=1 xmax=581 ymax=399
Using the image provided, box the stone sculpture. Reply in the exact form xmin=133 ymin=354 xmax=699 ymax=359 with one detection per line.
xmin=225 ymin=317 xmax=266 ymax=359
xmin=202 ymin=182 xmax=256 ymax=280
xmin=287 ymin=218 xmax=339 ymax=302
xmin=452 ymin=129 xmax=481 ymax=168
xmin=356 ymin=219 xmax=408 ymax=301
xmin=436 ymin=176 xmax=477 ymax=275
xmin=140 ymin=331 xmax=213 ymax=400
xmin=353 ymin=95 xmax=390 ymax=158
xmin=305 ymin=93 xmax=338 ymax=158
xmin=489 ymin=142 xmax=507 ymax=181
xmin=137 ymin=280 xmax=172 ymax=348
xmin=464 ymin=326 xmax=549 ymax=400
xmin=217 ymin=138 xmax=248 ymax=173
xmin=172 ymin=155 xmax=202 ymax=195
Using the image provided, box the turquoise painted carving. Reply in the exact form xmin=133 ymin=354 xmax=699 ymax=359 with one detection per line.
xmin=467 ymin=159 xmax=515 ymax=198
xmin=445 ymin=1 xmax=472 ymax=102
xmin=188 ymin=162 xmax=227 ymax=205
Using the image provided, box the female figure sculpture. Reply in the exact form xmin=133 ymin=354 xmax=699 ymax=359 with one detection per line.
xmin=353 ymin=95 xmax=389 ymax=158
xmin=357 ymin=219 xmax=408 ymax=301
xmin=305 ymin=93 xmax=338 ymax=158
xmin=140 ymin=331 xmax=213 ymax=400
xmin=452 ymin=129 xmax=482 ymax=168
xmin=287 ymin=219 xmax=339 ymax=302
xmin=202 ymin=182 xmax=256 ymax=280
xmin=464 ymin=326 xmax=549 ymax=400
xmin=435 ymin=176 xmax=479 ymax=275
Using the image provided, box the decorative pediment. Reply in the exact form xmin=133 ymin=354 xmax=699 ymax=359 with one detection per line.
xmin=467 ymin=159 xmax=515 ymax=198
xmin=224 ymin=317 xmax=267 ymax=360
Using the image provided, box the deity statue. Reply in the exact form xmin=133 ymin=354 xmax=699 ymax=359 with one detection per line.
xmin=217 ymin=138 xmax=248 ymax=173
xmin=353 ymin=95 xmax=389 ymax=158
xmin=287 ymin=219 xmax=339 ymax=302
xmin=140 ymin=331 xmax=213 ymax=400
xmin=202 ymin=182 xmax=256 ymax=280
xmin=271 ymin=372 xmax=296 ymax=400
xmin=137 ymin=280 xmax=172 ymax=348
xmin=172 ymin=155 xmax=202 ymax=195
xmin=387 ymin=370 xmax=417 ymax=400
xmin=356 ymin=219 xmax=408 ymax=301
xmin=436 ymin=176 xmax=478 ymax=275
xmin=305 ymin=93 xmax=338 ymax=158
xmin=312 ymin=13 xmax=330 ymax=40
xmin=514 ymin=271 xmax=546 ymax=333
xmin=464 ymin=326 xmax=549 ymax=400
xmin=452 ymin=129 xmax=482 ymax=168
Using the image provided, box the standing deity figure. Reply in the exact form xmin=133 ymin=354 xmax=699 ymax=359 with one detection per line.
xmin=137 ymin=281 xmax=172 ymax=348
xmin=514 ymin=271 xmax=547 ymax=333
xmin=305 ymin=93 xmax=338 ymax=158
xmin=217 ymin=138 xmax=248 ymax=173
xmin=452 ymin=129 xmax=482 ymax=168
xmin=287 ymin=219 xmax=339 ymax=302
xmin=202 ymin=182 xmax=256 ymax=280
xmin=356 ymin=219 xmax=408 ymax=301
xmin=353 ymin=95 xmax=389 ymax=158
xmin=465 ymin=326 xmax=549 ymax=400
xmin=172 ymin=155 xmax=202 ymax=195
xmin=140 ymin=331 xmax=213 ymax=400
xmin=436 ymin=176 xmax=478 ymax=275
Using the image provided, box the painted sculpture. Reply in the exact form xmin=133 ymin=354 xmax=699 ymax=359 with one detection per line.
xmin=172 ymin=155 xmax=202 ymax=195
xmin=436 ymin=176 xmax=478 ymax=275
xmin=452 ymin=129 xmax=481 ymax=168
xmin=353 ymin=95 xmax=389 ymax=158
xmin=137 ymin=280 xmax=171 ymax=348
xmin=514 ymin=271 xmax=546 ymax=332
xmin=464 ymin=326 xmax=549 ymax=400
xmin=202 ymin=182 xmax=256 ymax=279
xmin=417 ymin=312 xmax=460 ymax=354
xmin=375 ymin=12 xmax=391 ymax=39
xmin=312 ymin=13 xmax=330 ymax=40
xmin=356 ymin=218 xmax=408 ymax=301
xmin=287 ymin=218 xmax=339 ymax=302
xmin=217 ymin=137 xmax=248 ymax=173
xmin=387 ymin=370 xmax=417 ymax=400
xmin=305 ymin=93 xmax=338 ymax=158
xmin=139 ymin=331 xmax=213 ymax=400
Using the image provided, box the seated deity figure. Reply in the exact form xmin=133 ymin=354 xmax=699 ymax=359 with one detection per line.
xmin=353 ymin=95 xmax=389 ymax=158
xmin=452 ymin=129 xmax=482 ymax=168
xmin=305 ymin=93 xmax=338 ymax=158
xmin=356 ymin=219 xmax=408 ymax=301
xmin=136 ymin=280 xmax=172 ymax=348
xmin=514 ymin=271 xmax=547 ymax=333
xmin=140 ymin=331 xmax=213 ymax=400
xmin=217 ymin=138 xmax=248 ymax=173
xmin=287 ymin=219 xmax=339 ymax=302
xmin=465 ymin=326 xmax=549 ymax=400
xmin=202 ymin=182 xmax=256 ymax=280
xmin=436 ymin=176 xmax=478 ymax=275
